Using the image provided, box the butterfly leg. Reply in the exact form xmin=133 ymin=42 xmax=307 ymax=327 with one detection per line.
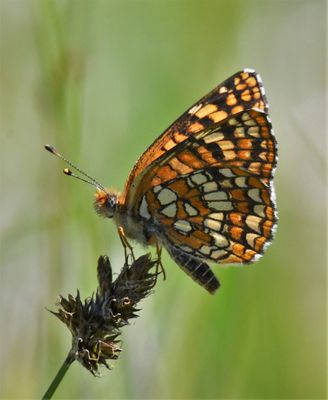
xmin=118 ymin=226 xmax=136 ymax=263
xmin=167 ymin=246 xmax=220 ymax=294
xmin=155 ymin=240 xmax=166 ymax=281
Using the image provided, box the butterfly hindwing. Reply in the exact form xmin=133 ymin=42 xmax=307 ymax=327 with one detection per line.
xmin=140 ymin=166 xmax=276 ymax=265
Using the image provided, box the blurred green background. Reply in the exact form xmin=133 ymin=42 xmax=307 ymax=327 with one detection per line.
xmin=0 ymin=0 xmax=326 ymax=399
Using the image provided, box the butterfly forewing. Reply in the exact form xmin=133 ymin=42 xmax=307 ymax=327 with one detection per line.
xmin=128 ymin=108 xmax=276 ymax=217
xmin=148 ymin=109 xmax=276 ymax=188
xmin=123 ymin=69 xmax=269 ymax=204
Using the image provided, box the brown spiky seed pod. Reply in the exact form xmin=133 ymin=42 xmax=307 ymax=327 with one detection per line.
xmin=51 ymin=254 xmax=160 ymax=375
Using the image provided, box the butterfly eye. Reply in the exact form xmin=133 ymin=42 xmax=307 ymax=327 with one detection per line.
xmin=94 ymin=189 xmax=118 ymax=219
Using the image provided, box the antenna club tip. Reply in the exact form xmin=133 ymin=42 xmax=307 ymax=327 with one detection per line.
xmin=44 ymin=144 xmax=56 ymax=154
xmin=44 ymin=145 xmax=105 ymax=190
xmin=63 ymin=168 xmax=72 ymax=176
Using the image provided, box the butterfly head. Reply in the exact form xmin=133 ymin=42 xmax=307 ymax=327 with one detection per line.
xmin=94 ymin=188 xmax=118 ymax=218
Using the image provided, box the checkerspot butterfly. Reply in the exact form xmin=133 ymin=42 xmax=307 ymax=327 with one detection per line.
xmin=46 ymin=69 xmax=277 ymax=294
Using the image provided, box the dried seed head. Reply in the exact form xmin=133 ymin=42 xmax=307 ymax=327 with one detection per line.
xmin=51 ymin=253 xmax=161 ymax=375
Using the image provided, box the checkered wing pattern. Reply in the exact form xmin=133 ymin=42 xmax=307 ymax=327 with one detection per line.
xmin=142 ymin=166 xmax=275 ymax=264
xmin=121 ymin=70 xmax=277 ymax=293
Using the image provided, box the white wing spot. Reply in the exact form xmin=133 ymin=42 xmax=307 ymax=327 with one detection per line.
xmin=184 ymin=202 xmax=198 ymax=216
xmin=199 ymin=245 xmax=212 ymax=255
xmin=161 ymin=203 xmax=177 ymax=217
xmin=188 ymin=103 xmax=202 ymax=115
xmin=221 ymin=179 xmax=233 ymax=189
xmin=180 ymin=245 xmax=193 ymax=253
xmin=242 ymin=112 xmax=251 ymax=121
xmin=211 ymin=249 xmax=227 ymax=259
xmin=244 ymin=68 xmax=256 ymax=74
xmin=191 ymin=172 xmax=208 ymax=185
xmin=245 ymin=119 xmax=257 ymax=126
xmin=211 ymin=232 xmax=229 ymax=248
xmin=235 ymin=127 xmax=246 ymax=137
xmin=139 ymin=196 xmax=151 ymax=219
xmin=248 ymin=188 xmax=262 ymax=203
xmin=254 ymin=204 xmax=266 ymax=217
xmin=208 ymin=201 xmax=233 ymax=211
xmin=204 ymin=218 xmax=222 ymax=231
xmin=259 ymin=78 xmax=266 ymax=95
xmin=153 ymin=185 xmax=162 ymax=194
xmin=173 ymin=220 xmax=193 ymax=235
xmin=209 ymin=212 xmax=224 ymax=221
xmin=204 ymin=131 xmax=224 ymax=143
xmin=248 ymin=126 xmax=260 ymax=137
xmin=228 ymin=118 xmax=238 ymax=126
xmin=235 ymin=177 xmax=247 ymax=188
xmin=220 ymin=168 xmax=235 ymax=177
xmin=202 ymin=181 xmax=218 ymax=193
xmin=157 ymin=188 xmax=177 ymax=205
xmin=246 ymin=233 xmax=260 ymax=248
xmin=246 ymin=215 xmax=262 ymax=233
xmin=204 ymin=191 xmax=228 ymax=201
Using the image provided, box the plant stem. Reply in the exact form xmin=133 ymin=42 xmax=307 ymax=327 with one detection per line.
xmin=42 ymin=350 xmax=75 ymax=399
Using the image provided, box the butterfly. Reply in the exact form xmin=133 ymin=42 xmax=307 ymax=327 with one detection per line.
xmin=46 ymin=69 xmax=277 ymax=294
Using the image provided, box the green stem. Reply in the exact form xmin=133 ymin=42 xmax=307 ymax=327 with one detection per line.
xmin=42 ymin=350 xmax=75 ymax=399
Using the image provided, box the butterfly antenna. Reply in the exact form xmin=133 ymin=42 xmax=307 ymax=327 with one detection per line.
xmin=45 ymin=144 xmax=107 ymax=191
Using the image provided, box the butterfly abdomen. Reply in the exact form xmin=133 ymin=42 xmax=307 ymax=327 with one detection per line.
xmin=167 ymin=246 xmax=220 ymax=294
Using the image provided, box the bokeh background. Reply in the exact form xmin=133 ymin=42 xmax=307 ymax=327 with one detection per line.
xmin=1 ymin=1 xmax=326 ymax=399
